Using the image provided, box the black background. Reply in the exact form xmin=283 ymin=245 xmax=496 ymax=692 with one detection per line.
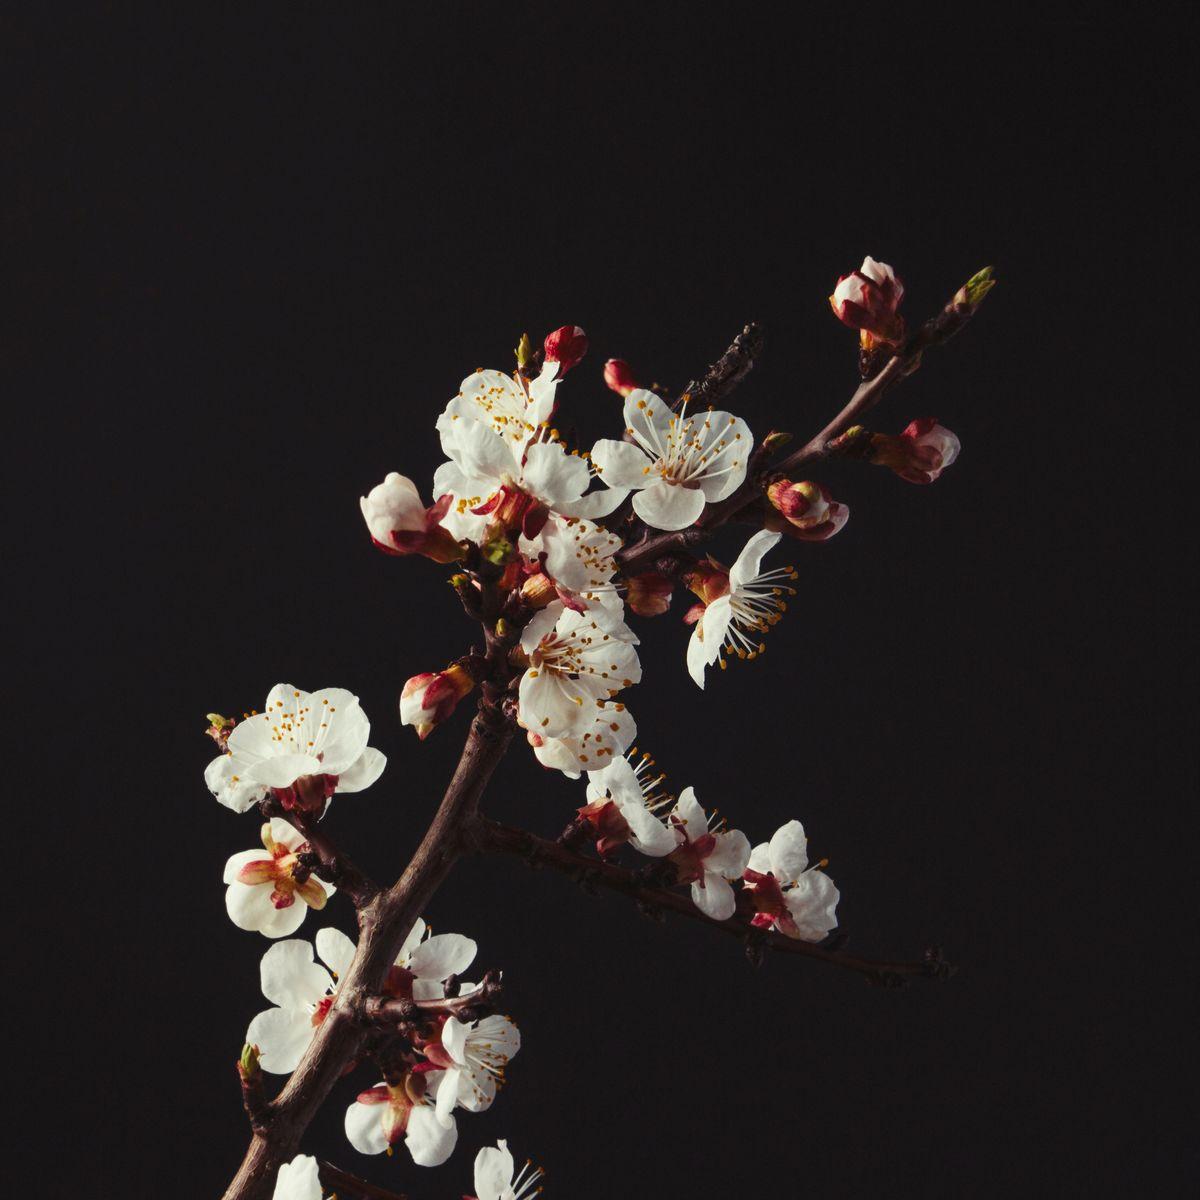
xmin=11 ymin=8 xmax=1192 ymax=1199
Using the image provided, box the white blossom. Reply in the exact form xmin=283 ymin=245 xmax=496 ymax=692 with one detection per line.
xmin=744 ymin=820 xmax=840 ymax=942
xmin=222 ymin=818 xmax=334 ymax=938
xmin=434 ymin=1014 xmax=521 ymax=1117
xmin=434 ymin=371 xmax=625 ymax=542
xmin=589 ymin=391 xmax=752 ymax=530
xmin=666 ymin=788 xmax=751 ymax=921
xmin=527 ymin=701 xmax=636 ymax=778
xmin=517 ymin=601 xmax=640 ymax=739
xmin=582 ymin=752 xmax=676 ymax=856
xmin=687 ymin=530 xmax=794 ymax=688
xmin=245 ymin=930 xmax=354 ymax=1073
xmin=472 ymin=1140 xmax=544 ymax=1200
xmin=205 ymin=685 xmax=385 ymax=814
xmin=344 ymin=1072 xmax=457 ymax=1166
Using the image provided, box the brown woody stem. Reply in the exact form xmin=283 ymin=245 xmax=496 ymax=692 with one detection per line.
xmin=318 ymin=1160 xmax=412 ymax=1199
xmin=473 ymin=818 xmax=951 ymax=985
xmin=221 ymin=710 xmax=514 ymax=1200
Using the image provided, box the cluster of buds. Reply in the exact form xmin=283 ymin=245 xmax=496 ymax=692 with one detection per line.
xmin=765 ymin=480 xmax=849 ymax=541
xmin=829 ymin=256 xmax=906 ymax=350
xmin=400 ymin=663 xmax=478 ymax=740
xmin=869 ymin=417 xmax=961 ymax=484
xmin=361 ymin=473 xmax=463 ymax=564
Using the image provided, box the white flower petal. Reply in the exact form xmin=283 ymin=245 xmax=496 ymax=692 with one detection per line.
xmin=729 ymin=530 xmax=782 ymax=590
xmin=405 ymin=1103 xmax=457 ymax=1167
xmin=692 ymin=874 xmax=736 ymax=921
xmin=474 ymin=1141 xmax=516 ymax=1200
xmin=273 ymin=1154 xmax=322 ymax=1200
xmin=706 ymin=828 xmax=751 ymax=878
xmin=335 ymin=746 xmax=386 ymax=793
xmin=315 ymin=926 xmax=357 ymax=979
xmin=408 ymin=933 xmax=477 ymax=983
xmin=344 ymin=1094 xmax=389 ymax=1155
xmin=589 ymin=438 xmax=654 ymax=489
xmin=259 ymin=939 xmax=332 ymax=1008
xmin=633 ymin=480 xmax=706 ymax=530
xmin=396 ymin=919 xmax=427 ymax=963
xmin=247 ymin=1005 xmax=318 ymax=1075
xmin=671 ymin=787 xmax=707 ymax=841
xmin=205 ymin=755 xmax=267 ymax=813
xmin=768 ymin=819 xmax=809 ymax=884
xmin=522 ymin=441 xmax=590 ymax=506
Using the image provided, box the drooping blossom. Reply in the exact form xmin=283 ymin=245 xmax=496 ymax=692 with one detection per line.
xmin=743 ymin=820 xmax=840 ymax=942
xmin=870 ymin=417 xmax=961 ymax=484
xmin=603 ymin=357 xmax=639 ymax=396
xmin=685 ymin=531 xmax=796 ymax=688
xmin=666 ymin=787 xmax=751 ymax=921
xmin=425 ymin=1014 xmax=521 ymax=1117
xmin=829 ymin=256 xmax=906 ymax=349
xmin=344 ymin=1069 xmax=457 ymax=1166
xmin=273 ymin=1154 xmax=323 ymax=1200
xmin=578 ymin=751 xmax=676 ymax=857
xmin=590 ymin=391 xmax=752 ymax=530
xmin=360 ymin=472 xmax=463 ymax=563
xmin=223 ymin=819 xmax=335 ymax=938
xmin=543 ymin=325 xmax=588 ymax=375
xmin=245 ymin=930 xmax=354 ymax=1073
xmin=517 ymin=601 xmax=641 ymax=739
xmin=401 ymin=664 xmax=476 ymax=740
xmin=470 ymin=1140 xmax=545 ymax=1200
xmin=765 ymin=480 xmax=850 ymax=541
xmin=526 ymin=701 xmax=636 ymax=778
xmin=205 ymin=685 xmax=386 ymax=815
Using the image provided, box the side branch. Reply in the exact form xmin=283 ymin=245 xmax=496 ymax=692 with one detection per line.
xmin=318 ymin=1161 xmax=411 ymax=1199
xmin=475 ymin=819 xmax=951 ymax=985
xmin=360 ymin=968 xmax=504 ymax=1024
xmin=679 ymin=321 xmax=765 ymax=408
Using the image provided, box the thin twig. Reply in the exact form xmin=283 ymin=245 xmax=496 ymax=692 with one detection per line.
xmin=474 ymin=818 xmax=951 ymax=985
xmin=318 ymin=1160 xmax=411 ymax=1199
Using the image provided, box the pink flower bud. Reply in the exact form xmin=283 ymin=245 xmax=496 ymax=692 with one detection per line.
xmin=360 ymin=472 xmax=463 ymax=564
xmin=399 ymin=664 xmax=476 ymax=740
xmin=625 ymin=572 xmax=674 ymax=617
xmin=765 ymin=480 xmax=849 ymax=541
xmin=869 ymin=417 xmax=961 ymax=484
xmin=603 ymin=358 xmax=639 ymax=397
xmin=829 ymin=256 xmax=906 ymax=349
xmin=543 ymin=325 xmax=588 ymax=375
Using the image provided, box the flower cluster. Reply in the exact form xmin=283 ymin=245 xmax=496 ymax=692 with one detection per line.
xmin=207 ymin=266 xmax=987 ymax=1192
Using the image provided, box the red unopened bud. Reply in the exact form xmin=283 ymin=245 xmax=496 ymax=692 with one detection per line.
xmin=765 ymin=480 xmax=849 ymax=541
xmin=603 ymin=358 xmax=639 ymax=397
xmin=400 ymin=664 xmax=477 ymax=739
xmin=869 ymin=417 xmax=961 ymax=484
xmin=829 ymin=256 xmax=906 ymax=350
xmin=625 ymin=572 xmax=673 ymax=617
xmin=544 ymin=325 xmax=588 ymax=375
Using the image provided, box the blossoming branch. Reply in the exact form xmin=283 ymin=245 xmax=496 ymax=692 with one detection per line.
xmin=205 ymin=258 xmax=995 ymax=1199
